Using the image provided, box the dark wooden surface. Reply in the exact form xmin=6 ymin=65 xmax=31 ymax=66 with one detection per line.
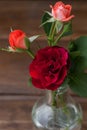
xmin=0 ymin=0 xmax=87 ymax=129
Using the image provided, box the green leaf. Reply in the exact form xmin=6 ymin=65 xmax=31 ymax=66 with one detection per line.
xmin=15 ymin=48 xmax=25 ymax=53
xmin=0 ymin=47 xmax=24 ymax=53
xmin=62 ymin=21 xmax=73 ymax=37
xmin=41 ymin=17 xmax=55 ymax=27
xmin=55 ymin=21 xmax=63 ymax=33
xmin=0 ymin=48 xmax=11 ymax=52
xmin=69 ymin=51 xmax=80 ymax=59
xmin=29 ymin=35 xmax=40 ymax=43
xmin=62 ymin=76 xmax=70 ymax=87
xmin=28 ymin=78 xmax=33 ymax=87
xmin=69 ymin=73 xmax=87 ymax=97
xmin=24 ymin=37 xmax=30 ymax=49
xmin=54 ymin=21 xmax=73 ymax=44
xmin=69 ymin=36 xmax=87 ymax=73
xmin=41 ymin=12 xmax=53 ymax=36
xmin=68 ymin=36 xmax=87 ymax=97
xmin=44 ymin=11 xmax=52 ymax=16
xmin=68 ymin=41 xmax=76 ymax=52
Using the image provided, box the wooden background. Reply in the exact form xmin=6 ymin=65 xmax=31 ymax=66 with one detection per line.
xmin=0 ymin=0 xmax=87 ymax=129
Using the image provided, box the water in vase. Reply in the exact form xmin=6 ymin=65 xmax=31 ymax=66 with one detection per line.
xmin=32 ymin=102 xmax=82 ymax=130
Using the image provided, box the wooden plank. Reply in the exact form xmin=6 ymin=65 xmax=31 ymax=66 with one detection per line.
xmin=0 ymin=42 xmax=44 ymax=95
xmin=0 ymin=1 xmax=86 ymax=129
xmin=0 ymin=0 xmax=86 ymax=39
xmin=0 ymin=100 xmax=32 ymax=130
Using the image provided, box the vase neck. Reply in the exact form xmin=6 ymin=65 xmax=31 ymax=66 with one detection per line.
xmin=46 ymin=84 xmax=69 ymax=96
xmin=45 ymin=85 xmax=69 ymax=107
xmin=56 ymin=84 xmax=69 ymax=94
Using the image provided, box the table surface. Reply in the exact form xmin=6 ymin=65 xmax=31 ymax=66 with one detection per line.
xmin=0 ymin=0 xmax=87 ymax=130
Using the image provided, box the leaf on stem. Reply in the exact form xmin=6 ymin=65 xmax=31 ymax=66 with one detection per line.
xmin=62 ymin=21 xmax=72 ymax=37
xmin=69 ymin=73 xmax=87 ymax=97
xmin=55 ymin=21 xmax=63 ymax=33
xmin=69 ymin=36 xmax=87 ymax=73
xmin=41 ymin=12 xmax=54 ymax=36
xmin=28 ymin=77 xmax=33 ymax=87
xmin=0 ymin=47 xmax=12 ymax=52
xmin=54 ymin=21 xmax=72 ymax=44
xmin=0 ymin=47 xmax=24 ymax=53
xmin=68 ymin=36 xmax=87 ymax=97
xmin=24 ymin=37 xmax=30 ymax=49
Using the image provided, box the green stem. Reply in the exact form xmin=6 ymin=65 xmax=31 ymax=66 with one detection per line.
xmin=48 ymin=22 xmax=56 ymax=46
xmin=52 ymin=91 xmax=57 ymax=107
xmin=48 ymin=23 xmax=54 ymax=46
xmin=52 ymin=89 xmax=69 ymax=114
xmin=26 ymin=50 xmax=35 ymax=59
xmin=54 ymin=24 xmax=64 ymax=45
xmin=51 ymin=22 xmax=56 ymax=39
xmin=49 ymin=22 xmax=54 ymax=37
xmin=54 ymin=34 xmax=62 ymax=45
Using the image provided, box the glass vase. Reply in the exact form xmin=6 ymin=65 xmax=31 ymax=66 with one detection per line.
xmin=32 ymin=85 xmax=83 ymax=130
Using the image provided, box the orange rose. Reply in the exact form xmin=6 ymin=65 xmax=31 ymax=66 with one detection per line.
xmin=50 ymin=1 xmax=74 ymax=22
xmin=9 ymin=30 xmax=27 ymax=49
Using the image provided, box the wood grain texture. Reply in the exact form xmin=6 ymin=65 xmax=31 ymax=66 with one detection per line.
xmin=0 ymin=0 xmax=86 ymax=129
xmin=0 ymin=0 xmax=87 ymax=95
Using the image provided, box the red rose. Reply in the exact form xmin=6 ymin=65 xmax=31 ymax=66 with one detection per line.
xmin=9 ymin=30 xmax=27 ymax=49
xmin=29 ymin=46 xmax=70 ymax=90
xmin=50 ymin=1 xmax=74 ymax=22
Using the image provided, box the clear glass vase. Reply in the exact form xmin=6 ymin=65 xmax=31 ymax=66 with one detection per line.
xmin=32 ymin=85 xmax=83 ymax=130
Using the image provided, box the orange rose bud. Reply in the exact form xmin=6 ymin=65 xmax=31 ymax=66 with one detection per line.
xmin=9 ymin=29 xmax=27 ymax=49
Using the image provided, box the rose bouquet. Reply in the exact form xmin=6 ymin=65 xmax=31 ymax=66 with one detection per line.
xmin=0 ymin=1 xmax=87 ymax=129
xmin=1 ymin=1 xmax=87 ymax=97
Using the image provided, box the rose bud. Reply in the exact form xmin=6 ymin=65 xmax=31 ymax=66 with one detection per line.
xmin=50 ymin=1 xmax=74 ymax=22
xmin=29 ymin=46 xmax=70 ymax=90
xmin=9 ymin=29 xmax=27 ymax=49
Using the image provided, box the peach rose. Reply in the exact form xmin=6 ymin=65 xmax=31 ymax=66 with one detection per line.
xmin=50 ymin=1 xmax=74 ymax=22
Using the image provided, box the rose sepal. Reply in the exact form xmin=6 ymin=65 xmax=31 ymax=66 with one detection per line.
xmin=0 ymin=46 xmax=25 ymax=53
xmin=28 ymin=35 xmax=40 ymax=43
